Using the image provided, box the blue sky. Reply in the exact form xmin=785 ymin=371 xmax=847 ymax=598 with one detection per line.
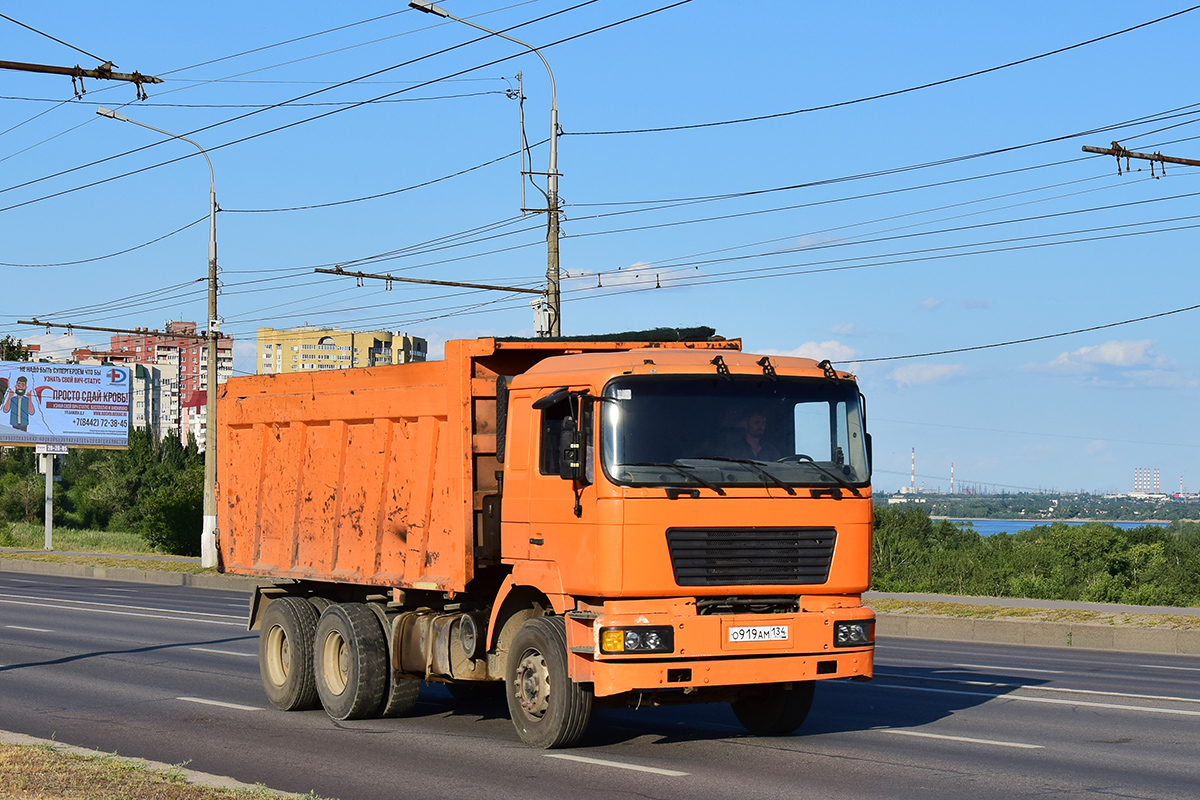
xmin=1 ymin=1 xmax=1197 ymax=495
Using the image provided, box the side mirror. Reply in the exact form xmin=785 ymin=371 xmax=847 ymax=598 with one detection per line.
xmin=865 ymin=433 xmax=873 ymax=478
xmin=559 ymin=416 xmax=586 ymax=482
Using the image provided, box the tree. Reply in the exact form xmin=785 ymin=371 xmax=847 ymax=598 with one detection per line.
xmin=0 ymin=335 xmax=31 ymax=362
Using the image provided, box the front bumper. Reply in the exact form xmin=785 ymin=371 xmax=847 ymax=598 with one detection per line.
xmin=564 ymin=599 xmax=874 ymax=697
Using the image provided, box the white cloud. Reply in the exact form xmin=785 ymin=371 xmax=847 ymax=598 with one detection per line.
xmin=1084 ymin=440 xmax=1108 ymax=455
xmin=760 ymin=340 xmax=860 ymax=362
xmin=964 ymin=298 xmax=990 ymax=310
xmin=21 ymin=332 xmax=91 ymax=359
xmin=888 ymin=362 xmax=965 ymax=387
xmin=920 ymin=297 xmax=941 ymax=311
xmin=1048 ymin=339 xmax=1160 ymax=369
xmin=831 ymin=322 xmax=861 ymax=336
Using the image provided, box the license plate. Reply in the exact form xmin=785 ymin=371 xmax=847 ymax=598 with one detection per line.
xmin=727 ymin=624 xmax=789 ymax=643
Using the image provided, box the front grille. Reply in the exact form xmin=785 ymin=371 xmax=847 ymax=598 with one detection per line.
xmin=666 ymin=527 xmax=836 ymax=586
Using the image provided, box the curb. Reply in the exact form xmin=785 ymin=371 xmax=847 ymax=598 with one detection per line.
xmin=0 ymin=557 xmax=267 ymax=592
xmin=876 ymin=612 xmax=1200 ymax=656
xmin=0 ymin=729 xmax=304 ymax=798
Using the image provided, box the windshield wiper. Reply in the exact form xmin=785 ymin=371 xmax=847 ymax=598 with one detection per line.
xmin=780 ymin=455 xmax=861 ymax=496
xmin=623 ymin=462 xmax=726 ymax=496
xmin=687 ymin=457 xmax=796 ymax=496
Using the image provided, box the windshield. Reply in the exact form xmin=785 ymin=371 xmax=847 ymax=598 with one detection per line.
xmin=601 ymin=375 xmax=869 ymax=490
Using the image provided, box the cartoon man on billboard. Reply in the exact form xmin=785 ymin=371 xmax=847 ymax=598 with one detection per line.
xmin=3 ymin=375 xmax=37 ymax=431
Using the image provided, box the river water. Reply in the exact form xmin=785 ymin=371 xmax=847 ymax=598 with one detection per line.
xmin=945 ymin=519 xmax=1170 ymax=536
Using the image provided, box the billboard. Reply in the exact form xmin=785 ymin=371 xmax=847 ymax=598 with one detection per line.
xmin=0 ymin=361 xmax=131 ymax=449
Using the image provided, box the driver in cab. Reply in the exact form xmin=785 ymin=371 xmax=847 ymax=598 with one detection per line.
xmin=726 ymin=411 xmax=782 ymax=461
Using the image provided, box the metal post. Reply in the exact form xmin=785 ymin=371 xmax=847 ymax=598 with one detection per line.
xmin=96 ymin=107 xmax=220 ymax=567
xmin=409 ymin=1 xmax=562 ymax=335
xmin=43 ymin=454 xmax=53 ymax=551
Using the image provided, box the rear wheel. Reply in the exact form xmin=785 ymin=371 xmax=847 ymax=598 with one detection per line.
xmin=730 ymin=681 xmax=815 ymax=736
xmin=259 ymin=597 xmax=319 ymax=711
xmin=314 ymin=603 xmax=388 ymax=720
xmin=505 ymin=616 xmax=592 ymax=749
xmin=379 ymin=673 xmax=421 ymax=718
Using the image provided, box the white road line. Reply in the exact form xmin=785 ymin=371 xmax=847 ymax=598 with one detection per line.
xmin=177 ymin=697 xmax=262 ymax=711
xmin=882 ymin=729 xmax=1043 ymax=749
xmin=876 ymin=672 xmax=1200 ymax=705
xmin=0 ymin=592 xmax=239 ymax=621
xmin=6 ymin=625 xmax=53 ymax=633
xmin=952 ymin=663 xmax=1065 ymax=674
xmin=191 ymin=648 xmax=256 ymax=658
xmin=1140 ymin=664 xmax=1200 ymax=672
xmin=0 ymin=597 xmax=243 ymax=627
xmin=871 ymin=682 xmax=1200 ymax=717
xmin=545 ymin=754 xmax=689 ymax=777
xmin=5 ymin=579 xmax=39 ymax=584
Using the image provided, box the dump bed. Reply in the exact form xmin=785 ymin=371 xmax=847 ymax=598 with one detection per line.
xmin=217 ymin=335 xmax=739 ymax=591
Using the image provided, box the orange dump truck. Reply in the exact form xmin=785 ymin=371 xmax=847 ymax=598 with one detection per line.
xmin=218 ymin=332 xmax=875 ymax=747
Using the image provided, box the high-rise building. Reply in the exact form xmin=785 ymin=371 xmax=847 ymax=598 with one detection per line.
xmin=71 ymin=348 xmax=180 ymax=442
xmin=109 ymin=321 xmax=233 ymax=398
xmin=255 ymin=326 xmax=427 ymax=375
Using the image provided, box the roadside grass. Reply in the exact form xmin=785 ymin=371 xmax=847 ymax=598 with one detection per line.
xmin=0 ymin=741 xmax=333 ymax=800
xmin=1 ymin=522 xmax=157 ymax=554
xmin=870 ymin=598 xmax=1200 ymax=630
xmin=0 ymin=522 xmax=214 ymax=574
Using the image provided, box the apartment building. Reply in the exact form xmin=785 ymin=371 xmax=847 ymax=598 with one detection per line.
xmin=255 ymin=326 xmax=427 ymax=374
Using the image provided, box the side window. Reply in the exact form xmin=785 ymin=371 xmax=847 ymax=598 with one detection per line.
xmin=537 ymin=394 xmax=594 ymax=481
xmin=539 ymin=398 xmax=571 ymax=475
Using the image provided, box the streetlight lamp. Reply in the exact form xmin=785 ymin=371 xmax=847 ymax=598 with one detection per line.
xmin=409 ymin=0 xmax=562 ymax=336
xmin=96 ymin=106 xmax=221 ymax=568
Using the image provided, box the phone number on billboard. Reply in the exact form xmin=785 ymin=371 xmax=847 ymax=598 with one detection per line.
xmin=72 ymin=417 xmax=128 ymax=428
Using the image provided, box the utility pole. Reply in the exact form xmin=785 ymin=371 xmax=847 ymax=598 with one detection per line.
xmin=0 ymin=59 xmax=161 ymax=99
xmin=409 ymin=0 xmax=562 ymax=335
xmin=1083 ymin=142 xmax=1200 ymax=174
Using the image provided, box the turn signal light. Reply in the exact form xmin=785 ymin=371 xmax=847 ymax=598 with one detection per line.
xmin=599 ymin=625 xmax=674 ymax=654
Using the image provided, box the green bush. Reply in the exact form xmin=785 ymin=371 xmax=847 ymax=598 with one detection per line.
xmin=872 ymin=505 xmax=1200 ymax=608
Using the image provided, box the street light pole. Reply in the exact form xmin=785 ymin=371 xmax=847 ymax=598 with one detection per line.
xmin=96 ymin=106 xmax=221 ymax=568
xmin=409 ymin=0 xmax=561 ymax=335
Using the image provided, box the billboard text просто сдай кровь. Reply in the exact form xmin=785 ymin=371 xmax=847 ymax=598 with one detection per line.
xmin=0 ymin=361 xmax=130 ymax=449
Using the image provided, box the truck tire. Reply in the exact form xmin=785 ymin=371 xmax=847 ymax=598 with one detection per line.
xmin=505 ymin=616 xmax=592 ymax=749
xmin=314 ymin=603 xmax=388 ymax=721
xmin=258 ymin=596 xmax=320 ymax=711
xmin=730 ymin=681 xmax=815 ymax=736
xmin=378 ymin=673 xmax=421 ymax=718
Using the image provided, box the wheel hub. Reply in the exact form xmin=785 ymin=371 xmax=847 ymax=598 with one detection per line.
xmin=514 ymin=651 xmax=550 ymax=719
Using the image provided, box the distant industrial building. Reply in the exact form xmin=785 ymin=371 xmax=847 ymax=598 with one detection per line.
xmin=255 ymin=326 xmax=427 ymax=375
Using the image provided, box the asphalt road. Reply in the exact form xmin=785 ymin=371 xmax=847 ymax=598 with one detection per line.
xmin=1 ymin=573 xmax=1197 ymax=800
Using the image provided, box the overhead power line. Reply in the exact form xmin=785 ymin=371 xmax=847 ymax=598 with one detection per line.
xmin=567 ymin=4 xmax=1200 ymax=136
xmin=850 ymin=302 xmax=1200 ymax=364
xmin=0 ymin=12 xmax=108 ymax=62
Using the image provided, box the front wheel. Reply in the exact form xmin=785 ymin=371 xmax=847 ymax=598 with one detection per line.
xmin=730 ymin=681 xmax=815 ymax=736
xmin=506 ymin=616 xmax=592 ymax=749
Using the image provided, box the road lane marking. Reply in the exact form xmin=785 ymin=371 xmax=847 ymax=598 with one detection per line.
xmin=545 ymin=754 xmax=689 ymax=777
xmin=5 ymin=579 xmax=39 ymax=584
xmin=882 ymin=729 xmax=1043 ymax=749
xmin=875 ymin=671 xmax=1200 ymax=705
xmin=952 ymin=663 xmax=1064 ymax=674
xmin=0 ymin=597 xmax=243 ymax=627
xmin=1139 ymin=664 xmax=1200 ymax=672
xmin=6 ymin=625 xmax=53 ymax=633
xmin=191 ymin=648 xmax=256 ymax=658
xmin=870 ymin=682 xmax=1200 ymax=717
xmin=0 ymin=593 xmax=240 ymax=621
xmin=177 ymin=697 xmax=262 ymax=711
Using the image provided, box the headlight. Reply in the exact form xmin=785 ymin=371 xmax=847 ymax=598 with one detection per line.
xmin=599 ymin=626 xmax=674 ymax=654
xmin=833 ymin=619 xmax=874 ymax=648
